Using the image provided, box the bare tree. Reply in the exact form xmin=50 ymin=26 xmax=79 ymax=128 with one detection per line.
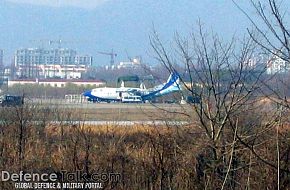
xmin=233 ymin=1 xmax=290 ymax=189
xmin=150 ymin=22 xmax=290 ymax=188
xmin=234 ymin=0 xmax=290 ymax=108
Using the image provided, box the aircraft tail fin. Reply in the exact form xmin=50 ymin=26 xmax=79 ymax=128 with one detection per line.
xmin=121 ymin=81 xmax=125 ymax=87
xmin=140 ymin=82 xmax=146 ymax=90
xmin=166 ymin=72 xmax=180 ymax=87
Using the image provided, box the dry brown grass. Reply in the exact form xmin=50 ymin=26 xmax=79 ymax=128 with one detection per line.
xmin=0 ymin=102 xmax=289 ymax=189
xmin=45 ymin=123 xmax=196 ymax=137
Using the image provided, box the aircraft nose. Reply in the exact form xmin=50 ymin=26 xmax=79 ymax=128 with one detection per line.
xmin=83 ymin=90 xmax=92 ymax=97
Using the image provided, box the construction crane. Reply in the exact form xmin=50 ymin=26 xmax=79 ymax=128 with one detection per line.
xmin=97 ymin=49 xmax=117 ymax=66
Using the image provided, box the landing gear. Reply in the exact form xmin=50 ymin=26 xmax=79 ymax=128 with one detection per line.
xmin=92 ymin=99 xmax=100 ymax=103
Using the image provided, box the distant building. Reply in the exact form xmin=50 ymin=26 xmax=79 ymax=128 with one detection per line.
xmin=8 ymin=78 xmax=105 ymax=88
xmin=18 ymin=64 xmax=88 ymax=79
xmin=242 ymin=54 xmax=267 ymax=72
xmin=243 ymin=57 xmax=258 ymax=68
xmin=266 ymin=54 xmax=290 ymax=74
xmin=106 ymin=57 xmax=142 ymax=70
xmin=3 ymin=67 xmax=11 ymax=82
xmin=14 ymin=48 xmax=92 ymax=79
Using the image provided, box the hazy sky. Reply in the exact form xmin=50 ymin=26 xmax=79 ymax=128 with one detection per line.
xmin=6 ymin=0 xmax=110 ymax=9
xmin=0 ymin=0 xmax=253 ymax=66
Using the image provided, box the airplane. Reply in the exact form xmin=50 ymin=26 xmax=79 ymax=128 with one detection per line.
xmin=83 ymin=72 xmax=181 ymax=103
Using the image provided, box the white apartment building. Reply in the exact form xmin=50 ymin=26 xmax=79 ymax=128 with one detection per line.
xmin=39 ymin=64 xmax=87 ymax=79
xmin=14 ymin=48 xmax=92 ymax=78
xmin=106 ymin=57 xmax=142 ymax=70
xmin=266 ymin=55 xmax=290 ymax=74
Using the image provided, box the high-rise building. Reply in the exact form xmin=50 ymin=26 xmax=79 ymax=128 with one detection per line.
xmin=14 ymin=48 xmax=93 ymax=78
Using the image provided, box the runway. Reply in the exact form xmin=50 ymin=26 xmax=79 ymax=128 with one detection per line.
xmin=29 ymin=98 xmax=187 ymax=109
xmin=24 ymin=98 xmax=194 ymax=122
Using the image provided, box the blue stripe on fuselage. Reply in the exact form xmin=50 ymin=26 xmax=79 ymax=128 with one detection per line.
xmin=83 ymin=90 xmax=120 ymax=102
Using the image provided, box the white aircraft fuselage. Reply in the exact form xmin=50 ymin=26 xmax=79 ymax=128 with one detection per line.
xmin=83 ymin=72 xmax=181 ymax=103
